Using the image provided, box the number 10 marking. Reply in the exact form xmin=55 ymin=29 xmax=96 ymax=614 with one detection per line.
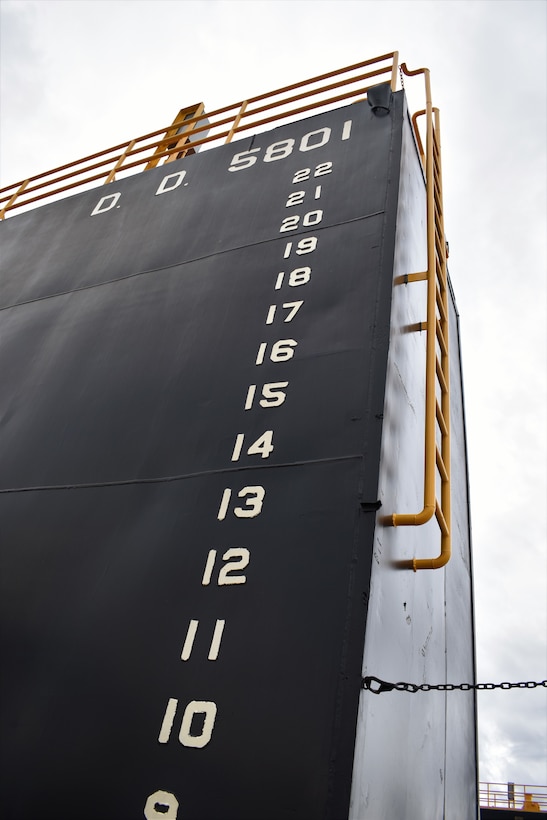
xmin=158 ymin=699 xmax=217 ymax=748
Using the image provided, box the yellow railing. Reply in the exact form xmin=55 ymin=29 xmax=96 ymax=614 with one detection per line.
xmin=480 ymin=781 xmax=547 ymax=812
xmin=0 ymin=51 xmax=399 ymax=219
xmin=389 ymin=64 xmax=451 ymax=572
xmin=0 ymin=53 xmax=452 ymax=574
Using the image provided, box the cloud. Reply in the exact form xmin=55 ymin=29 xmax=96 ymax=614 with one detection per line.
xmin=1 ymin=0 xmax=545 ymax=794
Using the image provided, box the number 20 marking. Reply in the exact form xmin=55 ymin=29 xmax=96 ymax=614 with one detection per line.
xmin=280 ymin=210 xmax=322 ymax=233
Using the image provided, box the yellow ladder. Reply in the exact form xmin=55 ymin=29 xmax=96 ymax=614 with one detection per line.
xmin=390 ymin=65 xmax=451 ymax=571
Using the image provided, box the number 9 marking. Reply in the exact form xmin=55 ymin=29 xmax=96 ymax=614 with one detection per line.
xmin=144 ymin=791 xmax=179 ymax=820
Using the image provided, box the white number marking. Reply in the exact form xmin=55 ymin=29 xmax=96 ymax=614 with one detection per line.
xmin=255 ymin=342 xmax=267 ymax=365
xmin=279 ymin=215 xmax=299 ymax=233
xmin=158 ymin=698 xmax=179 ymax=744
xmin=292 ymin=162 xmax=332 ymax=184
xmin=232 ymin=430 xmax=274 ymax=461
xmin=303 ymin=209 xmax=322 ymax=227
xmin=255 ymin=339 xmax=298 ymax=365
xmin=315 ymin=161 xmax=333 ymax=177
xmin=285 ymin=190 xmax=306 ymax=208
xmin=299 ymin=127 xmax=331 ymax=152
xmin=282 ymin=235 xmax=318 ymax=254
xmin=144 ymin=790 xmax=179 ymax=820
xmin=208 ymin=620 xmax=225 ymax=661
xmin=263 ymin=139 xmax=295 ymax=162
xmin=158 ymin=699 xmax=218 ymax=748
xmin=244 ymin=382 xmax=288 ymax=410
xmin=231 ymin=433 xmax=245 ymax=461
xmin=296 ymin=237 xmax=317 ymax=255
xmin=235 ymin=486 xmax=265 ymax=517
xmin=244 ymin=383 xmax=257 ymax=409
xmin=280 ymin=211 xmax=322 ymax=232
xmin=228 ymin=122 xmax=349 ymax=173
xmin=282 ymin=300 xmax=303 ymax=322
xmin=216 ymin=486 xmax=266 ymax=520
xmin=218 ymin=548 xmax=250 ymax=584
xmin=179 ymin=701 xmax=217 ymax=748
xmin=180 ymin=619 xmax=199 ymax=661
xmin=289 ymin=266 xmax=311 ymax=286
xmin=202 ymin=548 xmax=251 ymax=585
xmin=228 ymin=147 xmax=261 ymax=172
xmin=180 ymin=619 xmax=226 ymax=661
xmin=292 ymin=168 xmax=310 ymax=184
xmin=265 ymin=300 xmax=303 ymax=322
xmin=217 ymin=489 xmax=232 ymax=521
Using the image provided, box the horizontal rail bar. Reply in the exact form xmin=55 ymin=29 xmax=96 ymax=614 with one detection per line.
xmin=1 ymin=52 xmax=398 ymax=217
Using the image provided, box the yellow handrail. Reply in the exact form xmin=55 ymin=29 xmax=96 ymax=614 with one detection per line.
xmin=0 ymin=52 xmax=399 ymax=218
xmin=389 ymin=64 xmax=451 ymax=571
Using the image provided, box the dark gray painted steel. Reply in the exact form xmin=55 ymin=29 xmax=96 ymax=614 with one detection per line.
xmin=1 ymin=100 xmax=402 ymax=819
xmin=0 ymin=92 xmax=477 ymax=820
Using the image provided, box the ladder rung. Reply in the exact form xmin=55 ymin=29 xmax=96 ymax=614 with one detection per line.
xmin=436 ymin=357 xmax=448 ymax=393
xmin=436 ymin=446 xmax=449 ymax=482
xmin=436 ymin=318 xmax=448 ymax=355
xmin=434 ymin=176 xmax=442 ymax=201
xmin=434 ymin=187 xmax=442 ymax=214
xmin=436 ymin=399 xmax=448 ymax=435
xmin=435 ymin=503 xmax=449 ymax=536
xmin=435 ymin=231 xmax=444 ymax=258
xmin=436 ymin=285 xmax=448 ymax=321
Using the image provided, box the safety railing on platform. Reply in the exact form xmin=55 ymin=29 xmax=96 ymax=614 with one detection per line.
xmin=389 ymin=64 xmax=451 ymax=572
xmin=480 ymin=781 xmax=547 ymax=812
xmin=0 ymin=51 xmax=399 ymax=219
xmin=1 ymin=53 xmax=452 ymax=575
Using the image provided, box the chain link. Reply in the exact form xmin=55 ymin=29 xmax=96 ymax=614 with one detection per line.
xmin=399 ymin=66 xmax=405 ymax=90
xmin=363 ymin=675 xmax=547 ymax=695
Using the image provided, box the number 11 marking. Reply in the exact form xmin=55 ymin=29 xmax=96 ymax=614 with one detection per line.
xmin=181 ymin=619 xmax=226 ymax=661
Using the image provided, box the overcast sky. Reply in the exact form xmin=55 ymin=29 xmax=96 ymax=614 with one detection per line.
xmin=1 ymin=0 xmax=546 ymax=792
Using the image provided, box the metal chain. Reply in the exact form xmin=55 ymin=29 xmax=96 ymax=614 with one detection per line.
xmin=399 ymin=66 xmax=405 ymax=90
xmin=363 ymin=675 xmax=547 ymax=695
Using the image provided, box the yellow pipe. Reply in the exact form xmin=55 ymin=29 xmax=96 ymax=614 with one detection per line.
xmin=390 ymin=70 xmax=451 ymax=571
xmin=392 ymin=65 xmax=436 ymax=529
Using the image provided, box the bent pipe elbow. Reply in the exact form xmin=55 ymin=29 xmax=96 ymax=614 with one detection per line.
xmin=407 ymin=548 xmax=451 ymax=572
xmin=390 ymin=504 xmax=436 ymax=528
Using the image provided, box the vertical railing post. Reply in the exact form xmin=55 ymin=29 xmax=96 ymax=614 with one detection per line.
xmin=0 ymin=179 xmax=30 ymax=220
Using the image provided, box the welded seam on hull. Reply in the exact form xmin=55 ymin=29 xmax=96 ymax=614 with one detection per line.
xmin=0 ymin=211 xmax=385 ymax=313
xmin=0 ymin=453 xmax=365 ymax=495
